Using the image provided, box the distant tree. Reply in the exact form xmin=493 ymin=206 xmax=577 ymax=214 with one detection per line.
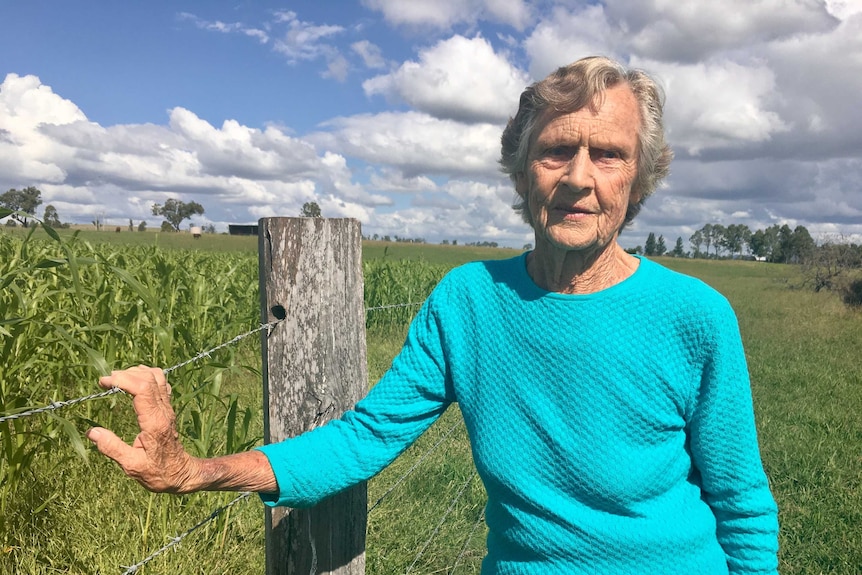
xmin=656 ymin=235 xmax=667 ymax=256
xmin=709 ymin=224 xmax=726 ymax=257
xmin=689 ymin=229 xmax=704 ymax=258
xmin=43 ymin=204 xmax=62 ymax=227
xmin=441 ymin=239 xmax=449 ymax=245
xmin=202 ymin=223 xmax=216 ymax=234
xmin=137 ymin=220 xmax=147 ymax=232
xmin=722 ymin=224 xmax=751 ymax=257
xmin=700 ymin=224 xmax=712 ymax=257
xmin=152 ymin=199 xmax=205 ymax=232
xmin=523 ymin=243 xmax=533 ymax=251
xmin=160 ymin=221 xmax=175 ymax=233
xmin=672 ymin=237 xmax=686 ymax=258
xmin=789 ymin=225 xmax=815 ymax=263
xmin=644 ymin=232 xmax=657 ymax=256
xmin=300 ymin=201 xmax=322 ymax=218
xmin=452 ymin=239 xmax=457 ymax=246
xmin=128 ymin=218 xmax=134 ymax=232
xmin=750 ymin=225 xmax=780 ymax=261
xmin=0 ymin=186 xmax=42 ymax=226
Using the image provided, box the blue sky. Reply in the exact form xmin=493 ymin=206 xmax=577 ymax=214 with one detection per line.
xmin=2 ymin=0 xmax=861 ymax=249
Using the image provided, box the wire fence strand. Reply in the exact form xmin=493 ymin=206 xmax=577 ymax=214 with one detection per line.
xmin=450 ymin=508 xmax=486 ymax=574
xmin=0 ymin=320 xmax=279 ymax=424
xmin=367 ymin=419 xmax=462 ymax=513
xmin=120 ymin=492 xmax=252 ymax=575
xmin=406 ymin=471 xmax=478 ymax=575
xmin=1 ymin=300 xmax=428 ymax=425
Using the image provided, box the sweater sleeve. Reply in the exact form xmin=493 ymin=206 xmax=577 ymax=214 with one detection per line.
xmin=255 ymin=282 xmax=455 ymax=508
xmin=687 ymin=299 xmax=779 ymax=575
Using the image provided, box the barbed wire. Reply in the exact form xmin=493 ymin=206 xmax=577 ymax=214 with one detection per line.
xmin=1 ymin=300 xmax=429 ymax=425
xmin=0 ymin=320 xmax=279 ymax=424
xmin=120 ymin=492 xmax=252 ymax=575
xmin=450 ymin=508 xmax=486 ymax=574
xmin=365 ymin=302 xmax=424 ymax=312
xmin=368 ymin=419 xmax=461 ymax=513
xmin=406 ymin=471 xmax=478 ymax=575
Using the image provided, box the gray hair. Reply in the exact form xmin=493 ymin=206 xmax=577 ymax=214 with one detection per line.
xmin=500 ymin=56 xmax=673 ymax=227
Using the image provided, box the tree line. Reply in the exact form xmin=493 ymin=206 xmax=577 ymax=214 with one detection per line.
xmin=637 ymin=223 xmax=821 ymax=264
xmin=637 ymin=223 xmax=862 ymax=308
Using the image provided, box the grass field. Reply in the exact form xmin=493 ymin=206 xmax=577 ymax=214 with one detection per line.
xmin=1 ymin=228 xmax=861 ymax=574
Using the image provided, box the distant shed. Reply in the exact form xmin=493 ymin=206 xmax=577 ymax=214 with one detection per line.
xmin=228 ymin=224 xmax=259 ymax=236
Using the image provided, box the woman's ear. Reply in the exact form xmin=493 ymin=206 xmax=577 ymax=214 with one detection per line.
xmin=629 ymin=184 xmax=642 ymax=206
xmin=515 ymin=173 xmax=528 ymax=198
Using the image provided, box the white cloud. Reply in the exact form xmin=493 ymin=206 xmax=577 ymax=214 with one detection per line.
xmin=351 ymin=40 xmax=387 ymax=69
xmin=604 ymin=0 xmax=838 ymax=62
xmin=524 ymin=5 xmax=622 ymax=79
xmin=311 ymin=111 xmax=503 ymax=178
xmin=361 ymin=0 xmax=532 ymax=30
xmin=177 ymin=12 xmax=269 ymax=43
xmin=7 ymin=3 xmax=862 ymax=247
xmin=825 ymin=0 xmax=862 ymax=20
xmin=363 ymin=35 xmax=529 ymax=123
xmin=0 ymin=74 xmax=381 ymax=226
xmin=644 ymin=59 xmax=789 ymax=155
xmin=272 ymin=10 xmax=345 ymax=64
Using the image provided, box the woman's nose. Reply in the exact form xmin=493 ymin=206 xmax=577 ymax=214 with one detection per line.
xmin=561 ymin=149 xmax=594 ymax=191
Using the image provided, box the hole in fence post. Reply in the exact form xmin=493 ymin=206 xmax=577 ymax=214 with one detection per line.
xmin=271 ymin=304 xmax=287 ymax=320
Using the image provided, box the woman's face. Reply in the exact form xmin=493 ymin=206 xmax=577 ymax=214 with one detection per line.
xmin=516 ymin=84 xmax=641 ymax=257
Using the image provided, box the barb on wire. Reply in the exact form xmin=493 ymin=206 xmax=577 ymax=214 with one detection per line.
xmin=120 ymin=492 xmax=252 ymax=575
xmin=406 ymin=471 xmax=478 ymax=575
xmin=0 ymin=321 xmax=280 ymax=425
xmin=368 ymin=419 xmax=462 ymax=513
xmin=365 ymin=302 xmax=424 ymax=312
xmin=163 ymin=320 xmax=279 ymax=374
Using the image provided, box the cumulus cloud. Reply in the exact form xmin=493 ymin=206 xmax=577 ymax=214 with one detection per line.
xmin=6 ymin=2 xmax=862 ymax=247
xmin=604 ymin=0 xmax=838 ymax=62
xmin=524 ymin=4 xmax=622 ymax=79
xmin=311 ymin=111 xmax=503 ymax=178
xmin=0 ymin=74 xmax=380 ymax=227
xmin=645 ymin=59 xmax=789 ymax=155
xmin=363 ymin=35 xmax=529 ymax=123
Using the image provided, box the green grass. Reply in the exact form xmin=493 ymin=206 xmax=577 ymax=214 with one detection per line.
xmin=2 ymin=233 xmax=861 ymax=574
xmin=655 ymin=257 xmax=862 ymax=574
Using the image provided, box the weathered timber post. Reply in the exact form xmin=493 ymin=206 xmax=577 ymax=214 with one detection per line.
xmin=259 ymin=217 xmax=367 ymax=575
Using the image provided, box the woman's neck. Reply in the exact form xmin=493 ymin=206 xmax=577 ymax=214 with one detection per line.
xmin=526 ymin=242 xmax=639 ymax=294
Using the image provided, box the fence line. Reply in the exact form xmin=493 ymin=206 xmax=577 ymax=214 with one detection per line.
xmin=0 ymin=320 xmax=280 ymax=424
xmin=406 ymin=471 xmax=479 ymax=574
xmin=2 ymin=297 xmax=491 ymax=573
xmin=120 ymin=492 xmax=252 ymax=575
xmin=0 ymin=301 xmax=427 ymax=426
xmin=367 ymin=419 xmax=462 ymax=514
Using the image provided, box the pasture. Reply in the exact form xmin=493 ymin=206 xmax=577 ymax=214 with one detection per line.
xmin=1 ymin=226 xmax=860 ymax=574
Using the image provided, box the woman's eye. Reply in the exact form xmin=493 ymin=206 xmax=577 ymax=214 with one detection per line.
xmin=542 ymin=146 xmax=577 ymax=164
xmin=594 ymin=149 xmax=621 ymax=161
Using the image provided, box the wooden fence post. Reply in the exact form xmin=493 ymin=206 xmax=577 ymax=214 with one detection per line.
xmin=258 ymin=217 xmax=367 ymax=575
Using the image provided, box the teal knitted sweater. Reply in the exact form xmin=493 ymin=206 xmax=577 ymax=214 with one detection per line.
xmin=258 ymin=254 xmax=779 ymax=574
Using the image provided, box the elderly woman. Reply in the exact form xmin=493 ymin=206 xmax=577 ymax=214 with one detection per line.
xmin=87 ymin=56 xmax=779 ymax=574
